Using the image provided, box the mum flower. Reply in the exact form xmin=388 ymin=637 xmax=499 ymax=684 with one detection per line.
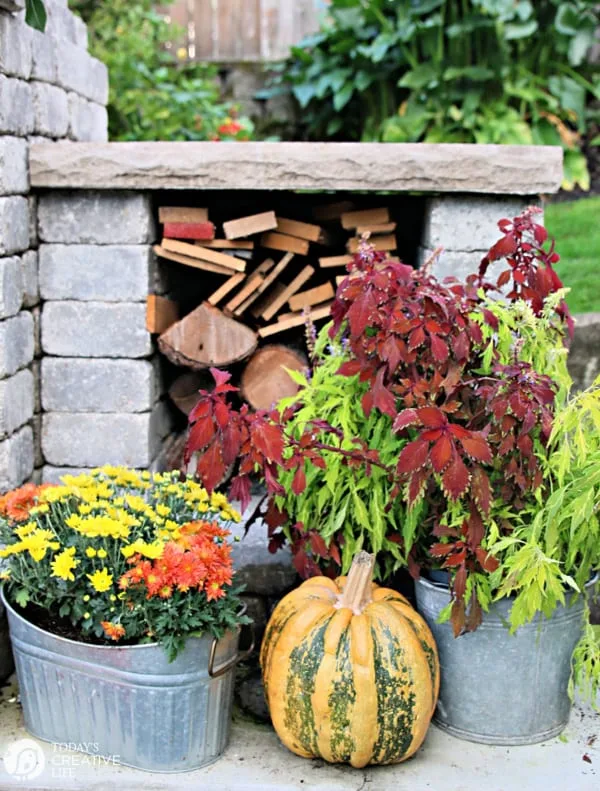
xmin=87 ymin=567 xmax=113 ymax=592
xmin=51 ymin=547 xmax=79 ymax=581
xmin=100 ymin=621 xmax=126 ymax=641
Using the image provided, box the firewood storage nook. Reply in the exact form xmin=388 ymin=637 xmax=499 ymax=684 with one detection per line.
xmin=29 ymin=142 xmax=562 ymax=481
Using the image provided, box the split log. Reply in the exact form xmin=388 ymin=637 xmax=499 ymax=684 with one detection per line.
xmin=276 ymin=217 xmax=322 ymax=242
xmin=195 ymin=239 xmax=254 ymax=250
xmin=347 ymin=234 xmax=396 ymax=253
xmin=161 ymin=238 xmax=246 ymax=273
xmin=158 ymin=301 xmax=257 ymax=370
xmin=159 ymin=206 xmax=208 ymax=223
xmin=341 ymin=207 xmax=390 ymax=229
xmin=313 ymin=200 xmax=356 ymax=222
xmin=261 ymin=265 xmax=315 ymax=321
xmin=251 ymin=282 xmax=286 ymax=319
xmin=258 ymin=302 xmax=332 ymax=338
xmin=319 ymin=254 xmax=353 ymax=268
xmin=288 ymin=282 xmax=335 ymax=312
xmin=241 ymin=345 xmax=307 ymax=411
xmin=146 ymin=295 xmax=178 ymax=334
xmin=168 ymin=371 xmax=214 ymax=415
xmin=261 ymin=232 xmax=309 ymax=256
xmin=223 ymin=211 xmax=277 ymax=240
xmin=356 ymin=222 xmax=397 ymax=235
xmin=154 ymin=244 xmax=236 ymax=276
xmin=227 ymin=271 xmax=265 ymax=313
xmin=207 ymin=272 xmax=245 ymax=306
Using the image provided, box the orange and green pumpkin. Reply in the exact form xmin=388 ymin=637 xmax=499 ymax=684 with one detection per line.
xmin=260 ymin=551 xmax=440 ymax=768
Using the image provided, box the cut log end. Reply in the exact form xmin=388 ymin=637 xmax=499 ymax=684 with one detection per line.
xmin=241 ymin=345 xmax=307 ymax=411
xmin=158 ymin=301 xmax=258 ymax=370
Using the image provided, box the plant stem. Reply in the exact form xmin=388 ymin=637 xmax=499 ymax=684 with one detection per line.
xmin=337 ymin=550 xmax=375 ymax=613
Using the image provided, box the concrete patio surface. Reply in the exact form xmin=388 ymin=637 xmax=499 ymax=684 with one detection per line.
xmin=0 ymin=673 xmax=598 ymax=791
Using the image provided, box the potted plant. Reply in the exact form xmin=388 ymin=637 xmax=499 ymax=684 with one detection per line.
xmin=0 ymin=467 xmax=252 ymax=772
xmin=185 ymin=208 xmax=599 ymax=745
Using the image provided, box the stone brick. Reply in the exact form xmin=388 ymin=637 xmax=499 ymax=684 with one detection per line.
xmin=55 ymin=41 xmax=108 ymax=105
xmin=38 ymin=192 xmax=155 ymax=244
xmin=0 ymin=137 xmax=28 ymax=195
xmin=72 ymin=13 xmax=88 ymax=49
xmin=42 ymin=405 xmax=169 ymax=468
xmin=568 ymin=313 xmax=600 ymax=391
xmin=0 ymin=368 xmax=34 ymax=437
xmin=39 ymin=244 xmax=152 ymax=301
xmin=0 ymin=197 xmax=29 ymax=255
xmin=45 ymin=3 xmax=77 ymax=44
xmin=0 ymin=425 xmax=33 ymax=491
xmin=0 ymin=76 xmax=33 ymax=135
xmin=67 ymin=93 xmax=107 ymax=142
xmin=0 ymin=311 xmax=34 ymax=377
xmin=0 ymin=256 xmax=23 ymax=319
xmin=423 ymin=196 xmax=542 ymax=252
xmin=30 ymin=28 xmax=57 ymax=83
xmin=41 ymin=466 xmax=92 ymax=484
xmin=31 ymin=81 xmax=69 ymax=137
xmin=41 ymin=301 xmax=151 ymax=358
xmin=20 ymin=250 xmax=39 ymax=307
xmin=42 ymin=358 xmax=157 ymax=413
xmin=0 ymin=12 xmax=32 ymax=79
xmin=0 ymin=0 xmax=25 ymax=11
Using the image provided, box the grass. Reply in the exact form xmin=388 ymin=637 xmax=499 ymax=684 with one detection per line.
xmin=545 ymin=197 xmax=600 ymax=315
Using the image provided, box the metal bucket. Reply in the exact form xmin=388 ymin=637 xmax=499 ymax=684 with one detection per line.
xmin=0 ymin=598 xmax=14 ymax=682
xmin=1 ymin=588 xmax=252 ymax=772
xmin=414 ymin=576 xmax=590 ymax=745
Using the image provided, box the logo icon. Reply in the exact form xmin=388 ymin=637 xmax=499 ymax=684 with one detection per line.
xmin=4 ymin=738 xmax=45 ymax=781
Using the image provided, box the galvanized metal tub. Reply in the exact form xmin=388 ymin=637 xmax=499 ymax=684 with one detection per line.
xmin=1 ymin=588 xmax=248 ymax=772
xmin=0 ymin=598 xmax=14 ymax=682
xmin=414 ymin=576 xmax=589 ymax=745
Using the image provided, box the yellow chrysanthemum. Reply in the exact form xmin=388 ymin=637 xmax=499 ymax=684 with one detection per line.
xmin=97 ymin=548 xmax=107 ymax=559
xmin=15 ymin=521 xmax=38 ymax=539
xmin=85 ymin=547 xmax=97 ymax=558
xmin=51 ymin=547 xmax=79 ymax=581
xmin=41 ymin=486 xmax=74 ymax=503
xmin=28 ymin=504 xmax=49 ymax=515
xmin=70 ymin=515 xmax=129 ymax=541
xmin=121 ymin=540 xmax=164 ymax=560
xmin=78 ymin=504 xmax=92 ymax=515
xmin=155 ymin=504 xmax=171 ymax=517
xmin=87 ymin=568 xmax=113 ymax=592
xmin=210 ymin=492 xmax=229 ymax=510
xmin=125 ymin=495 xmax=148 ymax=513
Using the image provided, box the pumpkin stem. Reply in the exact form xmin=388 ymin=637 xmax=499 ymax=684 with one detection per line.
xmin=338 ymin=551 xmax=375 ymax=615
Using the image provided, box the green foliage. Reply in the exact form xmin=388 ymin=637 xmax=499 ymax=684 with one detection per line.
xmin=271 ymin=0 xmax=599 ymax=189
xmin=25 ymin=0 xmax=47 ymax=31
xmin=546 ymin=198 xmax=600 ymax=314
xmin=70 ymin=0 xmax=253 ymax=142
xmin=275 ymin=328 xmax=422 ymax=580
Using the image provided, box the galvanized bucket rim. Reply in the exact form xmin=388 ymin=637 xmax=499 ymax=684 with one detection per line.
xmin=417 ymin=571 xmax=599 ymax=598
xmin=0 ymin=584 xmax=245 ymax=654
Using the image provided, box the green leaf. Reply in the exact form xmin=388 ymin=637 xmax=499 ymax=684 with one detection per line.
xmin=293 ymin=83 xmax=316 ymax=109
xmin=568 ymin=29 xmax=595 ymax=67
xmin=555 ymin=3 xmax=580 ymax=36
xmin=398 ymin=64 xmax=439 ymax=90
xmin=25 ymin=0 xmax=47 ymax=32
xmin=333 ymin=83 xmax=354 ymax=112
xmin=284 ymin=367 xmax=308 ymax=388
xmin=504 ymin=20 xmax=538 ymax=39
xmin=14 ymin=588 xmax=30 ymax=608
xmin=443 ymin=66 xmax=494 ymax=82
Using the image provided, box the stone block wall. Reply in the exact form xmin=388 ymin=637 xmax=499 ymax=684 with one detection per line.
xmin=36 ymin=190 xmax=172 ymax=482
xmin=0 ymin=0 xmax=108 ymax=488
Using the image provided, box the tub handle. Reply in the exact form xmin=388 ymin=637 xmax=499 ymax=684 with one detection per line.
xmin=208 ymin=604 xmax=255 ymax=678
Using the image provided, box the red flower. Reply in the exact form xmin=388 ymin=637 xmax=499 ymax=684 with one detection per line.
xmin=101 ymin=621 xmax=125 ymax=641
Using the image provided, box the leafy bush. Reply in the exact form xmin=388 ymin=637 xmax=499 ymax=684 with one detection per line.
xmin=270 ymin=0 xmax=600 ymax=189
xmin=70 ymin=0 xmax=254 ymax=142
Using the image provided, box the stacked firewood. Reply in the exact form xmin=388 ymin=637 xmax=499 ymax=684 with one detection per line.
xmin=146 ymin=201 xmax=397 ymax=413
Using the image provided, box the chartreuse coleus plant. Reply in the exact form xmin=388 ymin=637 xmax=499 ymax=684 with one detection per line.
xmin=184 ymin=208 xmax=589 ymax=638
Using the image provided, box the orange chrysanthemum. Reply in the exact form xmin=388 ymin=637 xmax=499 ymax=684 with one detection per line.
xmin=100 ymin=621 xmax=126 ymax=641
xmin=0 ymin=483 xmax=53 ymax=522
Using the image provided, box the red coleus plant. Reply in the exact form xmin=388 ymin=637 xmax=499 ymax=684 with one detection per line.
xmin=184 ymin=207 xmax=571 ymax=635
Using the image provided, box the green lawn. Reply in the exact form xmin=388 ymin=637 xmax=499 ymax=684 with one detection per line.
xmin=545 ymin=197 xmax=600 ymax=315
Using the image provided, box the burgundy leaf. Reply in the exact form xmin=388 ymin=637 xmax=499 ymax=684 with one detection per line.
xmin=442 ymin=455 xmax=470 ymax=500
xmin=471 ymin=468 xmax=492 ymax=516
xmin=309 ymin=532 xmax=328 ymax=557
xmin=196 ymin=441 xmax=225 ymax=493
xmin=187 ymin=416 xmax=215 ymax=454
xmin=459 ymin=432 xmax=493 ymax=463
xmin=188 ymin=399 xmax=211 ymax=424
xmin=393 ymin=408 xmax=419 ymax=433
xmin=408 ymin=326 xmax=425 ymax=350
xmin=250 ymin=422 xmax=284 ymax=464
xmin=454 ymin=564 xmax=467 ymax=599
xmin=430 ymin=434 xmax=453 ymax=473
xmin=397 ymin=438 xmax=430 ymax=474
xmin=337 ymin=360 xmax=362 ymax=377
xmin=430 ymin=334 xmax=449 ymax=363
xmin=291 ymin=465 xmax=306 ymax=496
xmin=417 ymin=406 xmax=446 ymax=429
xmin=407 ymin=468 xmax=428 ymax=504
xmin=496 ymin=269 xmax=511 ymax=288
xmin=373 ymin=369 xmax=397 ymax=417
xmin=221 ymin=421 xmax=242 ymax=466
xmin=486 ymin=233 xmax=517 ymax=262
xmin=214 ymin=400 xmax=230 ymax=429
xmin=347 ymin=289 xmax=375 ymax=336
xmin=210 ymin=367 xmax=233 ymax=387
xmin=229 ymin=475 xmax=251 ymax=512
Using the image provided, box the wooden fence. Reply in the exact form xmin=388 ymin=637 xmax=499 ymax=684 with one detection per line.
xmin=163 ymin=0 xmax=326 ymax=62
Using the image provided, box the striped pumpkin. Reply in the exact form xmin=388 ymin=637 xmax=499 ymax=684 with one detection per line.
xmin=260 ymin=551 xmax=439 ymax=768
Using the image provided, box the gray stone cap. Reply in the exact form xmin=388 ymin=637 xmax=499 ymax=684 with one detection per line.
xmin=29 ymin=141 xmax=563 ymax=195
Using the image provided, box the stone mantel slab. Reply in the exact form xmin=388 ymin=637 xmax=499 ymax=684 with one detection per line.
xmin=29 ymin=142 xmax=563 ymax=194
